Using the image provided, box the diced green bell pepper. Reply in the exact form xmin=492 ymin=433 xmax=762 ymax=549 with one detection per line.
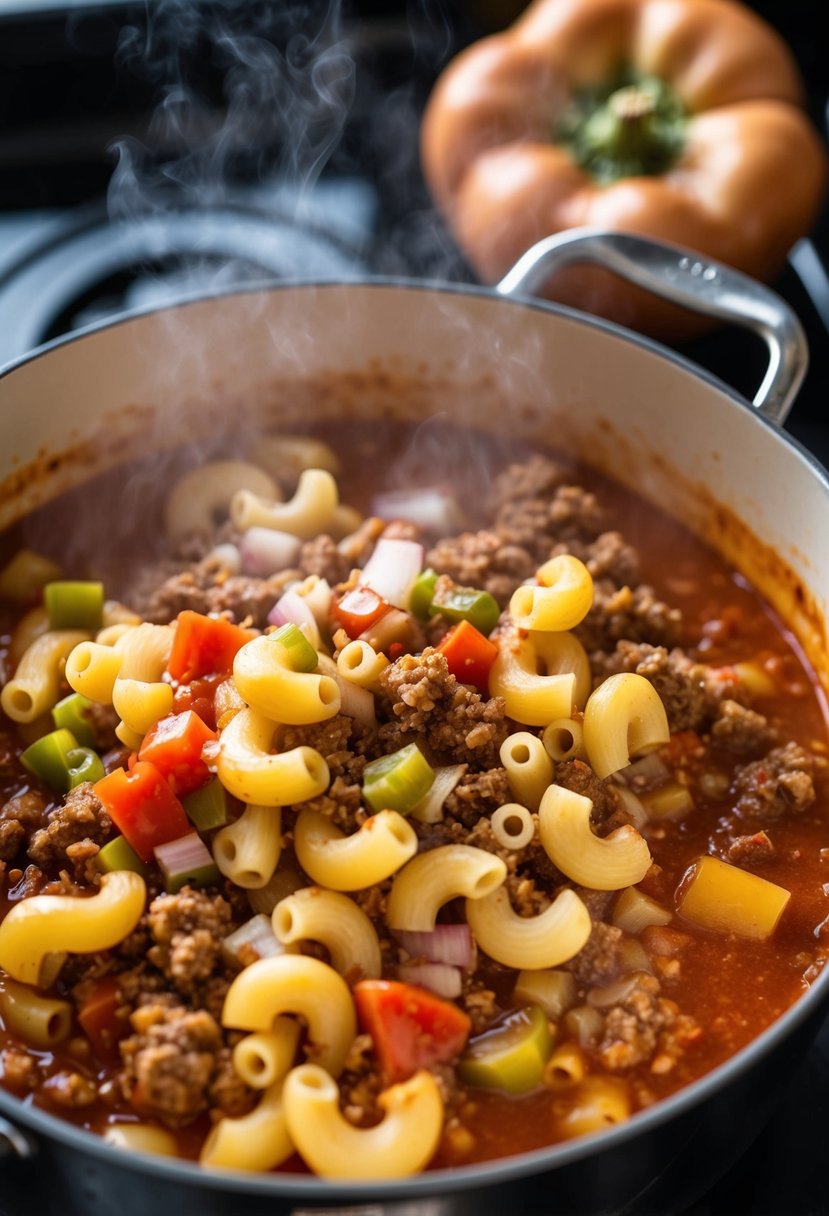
xmin=430 ymin=582 xmax=500 ymax=636
xmin=44 ymin=580 xmax=104 ymax=631
xmin=272 ymin=621 xmax=318 ymax=672
xmin=362 ymin=742 xmax=435 ymax=815
xmin=52 ymin=691 xmax=97 ymax=748
xmin=20 ymin=728 xmax=78 ymax=792
xmin=183 ymin=778 xmax=229 ymax=832
xmin=458 ymin=1004 xmax=553 ymax=1095
xmin=96 ymin=834 xmax=149 ymax=877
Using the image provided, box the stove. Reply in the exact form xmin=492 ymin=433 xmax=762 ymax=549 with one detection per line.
xmin=1 ymin=2 xmax=829 ymax=1214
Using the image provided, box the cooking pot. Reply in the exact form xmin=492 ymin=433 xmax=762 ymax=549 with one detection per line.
xmin=0 ymin=229 xmax=827 ymax=1216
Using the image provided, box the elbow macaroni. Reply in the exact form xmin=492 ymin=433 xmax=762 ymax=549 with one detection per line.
xmin=0 ymin=980 xmax=72 ymax=1048
xmin=509 ymin=555 xmax=594 ymax=632
xmin=387 ymin=845 xmax=507 ymax=932
xmin=231 ymin=469 xmax=340 ymax=540
xmin=293 ymin=807 xmax=417 ymax=891
xmin=582 ymin=673 xmax=670 ymax=779
xmin=213 ymin=805 xmax=283 ymax=889
xmin=538 ymin=784 xmax=652 ymax=890
xmin=500 ymin=731 xmax=554 ymax=811
xmin=336 ymin=640 xmax=389 ymax=692
xmin=272 ymin=887 xmax=382 ymax=979
xmin=0 ymin=871 xmax=146 ymax=984
xmin=282 ymin=1064 xmax=443 ymax=1180
xmin=216 ymin=708 xmax=329 ymax=806
xmin=465 ymin=886 xmax=591 ymax=970
xmin=231 ymin=1018 xmax=301 ymax=1090
xmin=164 ymin=460 xmax=279 ymax=539
xmin=233 ymin=631 xmax=340 ymax=726
xmin=200 ymin=1081 xmax=294 ymax=1172
xmin=489 ymin=630 xmax=591 ymax=726
xmin=2 ymin=628 xmax=91 ymax=722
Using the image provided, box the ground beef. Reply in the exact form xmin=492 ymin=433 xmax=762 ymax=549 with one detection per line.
xmin=427 ymin=529 xmax=536 ymax=608
xmin=494 ymin=484 xmax=605 ymax=561
xmin=299 ymin=534 xmax=351 ymax=585
xmin=80 ymin=700 xmax=121 ymax=752
xmin=555 ymin=759 xmax=621 ymax=828
xmin=298 ymin=775 xmax=365 ymax=832
xmin=710 ymin=699 xmax=776 ymax=756
xmin=597 ymin=975 xmax=674 ymax=1071
xmin=566 ymin=921 xmax=624 ymax=986
xmin=42 ymin=1070 xmax=98 ymax=1109
xmin=0 ymin=789 xmax=49 ymax=861
xmin=732 ymin=743 xmax=820 ymax=821
xmin=489 ymin=454 xmax=571 ymax=513
xmin=27 ymin=783 xmax=111 ymax=872
xmin=724 ymin=830 xmax=776 ymax=866
xmin=378 ymin=649 xmax=508 ymax=770
xmin=133 ymin=553 xmax=289 ymax=628
xmin=597 ymin=642 xmax=710 ymax=733
xmin=278 ymin=715 xmax=369 ymax=784
xmin=207 ymin=1046 xmax=258 ymax=1118
xmin=443 ymin=768 xmax=511 ymax=829
xmin=146 ymin=887 xmax=234 ymax=1000
xmin=579 ymin=583 xmax=683 ymax=657
xmin=1 ymin=1047 xmax=38 ymax=1091
xmin=120 ymin=1003 xmax=225 ymax=1127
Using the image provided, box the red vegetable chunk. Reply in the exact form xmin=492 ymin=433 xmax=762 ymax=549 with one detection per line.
xmin=331 ymin=586 xmax=392 ymax=639
xmin=437 ymin=618 xmax=499 ymax=694
xmin=166 ymin=610 xmax=255 ymax=682
xmin=354 ymin=978 xmax=472 ymax=1084
xmin=138 ymin=710 xmax=218 ymax=796
xmin=94 ymin=760 xmax=190 ymax=862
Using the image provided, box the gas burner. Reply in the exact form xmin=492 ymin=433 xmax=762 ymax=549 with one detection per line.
xmin=0 ymin=181 xmax=376 ymax=366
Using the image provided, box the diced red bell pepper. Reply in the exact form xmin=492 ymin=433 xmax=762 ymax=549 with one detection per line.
xmin=77 ymin=975 xmax=126 ymax=1060
xmin=138 ymin=710 xmax=218 ymax=797
xmin=331 ymin=586 xmax=392 ymax=640
xmin=166 ymin=610 xmax=255 ymax=683
xmin=94 ymin=760 xmax=190 ymax=862
xmin=353 ymin=979 xmax=472 ymax=1084
xmin=437 ymin=618 xmax=499 ymax=694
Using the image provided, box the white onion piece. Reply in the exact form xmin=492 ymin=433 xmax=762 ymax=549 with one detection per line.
xmin=316 ymin=654 xmax=375 ymax=727
xmin=359 ymin=537 xmax=424 ymax=609
xmin=409 ymin=763 xmax=467 ymax=824
xmin=397 ymin=961 xmax=463 ymax=999
xmin=221 ymin=913 xmax=287 ymax=968
xmin=370 ymin=487 xmax=463 ymax=535
xmin=395 ymin=923 xmax=474 ymax=969
xmin=238 ymin=527 xmax=301 ymax=576
xmin=617 ymin=752 xmax=671 ymax=790
xmin=207 ymin=543 xmax=242 ymax=575
xmin=358 ymin=607 xmax=416 ymax=654
xmin=268 ymin=588 xmax=321 ymax=649
xmin=612 ymin=784 xmax=650 ymax=831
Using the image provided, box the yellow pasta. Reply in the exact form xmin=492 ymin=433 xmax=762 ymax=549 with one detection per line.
xmin=490 ymin=803 xmax=536 ymax=850
xmin=231 ymin=1019 xmax=301 ymax=1090
xmin=1 ymin=628 xmax=91 ymax=723
xmin=489 ymin=629 xmax=591 ymax=726
xmin=509 ymin=555 xmax=594 ymax=632
xmin=554 ymin=1077 xmax=631 ymax=1139
xmin=0 ymin=980 xmax=72 ymax=1048
xmin=538 ymin=784 xmax=652 ymax=890
xmin=500 ymin=731 xmax=554 ymax=811
xmin=677 ymin=855 xmax=791 ymax=940
xmin=582 ymin=673 xmax=670 ymax=779
xmin=293 ymin=807 xmax=417 ymax=891
xmin=251 ymin=434 xmax=340 ymax=482
xmin=545 ymin=1042 xmax=587 ymax=1087
xmin=387 ymin=845 xmax=507 ymax=932
xmin=612 ymin=887 xmax=672 ymax=934
xmin=272 ymin=887 xmax=382 ymax=980
xmin=65 ymin=639 xmax=124 ymax=703
xmin=282 ymin=1064 xmax=443 ymax=1180
xmin=200 ymin=1081 xmax=294 ymax=1172
xmin=222 ymin=954 xmax=356 ymax=1076
xmin=231 ymin=469 xmax=340 ymax=540
xmin=7 ymin=605 xmax=49 ymax=668
xmin=216 ymin=707 xmax=329 ymax=806
xmin=112 ymin=676 xmax=174 ymax=738
xmin=336 ymin=640 xmax=389 ymax=692
xmin=465 ymin=886 xmax=591 ymax=970
xmin=213 ymin=804 xmax=282 ymax=889
xmin=0 ymin=870 xmax=146 ymax=984
xmin=542 ymin=717 xmax=586 ymax=763
xmin=164 ymin=459 xmax=279 ymax=539
xmin=233 ymin=631 xmax=340 ymax=726
xmin=104 ymin=1124 xmax=179 ymax=1156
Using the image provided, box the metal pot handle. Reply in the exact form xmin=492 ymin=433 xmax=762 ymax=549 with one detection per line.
xmin=495 ymin=228 xmax=808 ymax=426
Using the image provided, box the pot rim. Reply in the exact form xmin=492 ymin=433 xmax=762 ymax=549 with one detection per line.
xmin=0 ymin=274 xmax=828 ymax=1199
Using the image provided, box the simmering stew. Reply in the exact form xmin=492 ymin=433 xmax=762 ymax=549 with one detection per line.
xmin=0 ymin=419 xmax=827 ymax=1178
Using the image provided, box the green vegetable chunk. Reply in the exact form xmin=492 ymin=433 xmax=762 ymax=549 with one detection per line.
xmin=44 ymin=580 xmax=104 ymax=631
xmin=66 ymin=747 xmax=105 ymax=789
xmin=96 ymin=835 xmax=148 ymax=877
xmin=273 ymin=621 xmax=318 ymax=672
xmin=20 ymin=728 xmax=78 ymax=792
xmin=363 ymin=742 xmax=435 ymax=815
xmin=409 ymin=569 xmax=439 ymax=620
xmin=183 ymin=778 xmax=229 ymax=831
xmin=52 ymin=691 xmax=97 ymax=748
xmin=458 ymin=1005 xmax=553 ymax=1094
xmin=430 ymin=582 xmax=500 ymax=636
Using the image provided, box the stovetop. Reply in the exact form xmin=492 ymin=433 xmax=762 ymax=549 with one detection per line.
xmin=1 ymin=3 xmax=829 ymax=1214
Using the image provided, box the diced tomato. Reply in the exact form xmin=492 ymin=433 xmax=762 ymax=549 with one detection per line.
xmin=138 ymin=710 xmax=218 ymax=797
xmin=77 ymin=975 xmax=126 ymax=1060
xmin=353 ymin=979 xmax=472 ymax=1084
xmin=94 ymin=761 xmax=190 ymax=862
xmin=331 ymin=586 xmax=392 ymax=640
xmin=437 ymin=618 xmax=499 ymax=694
xmin=166 ymin=611 xmax=255 ymax=683
xmin=172 ymin=672 xmax=225 ymax=729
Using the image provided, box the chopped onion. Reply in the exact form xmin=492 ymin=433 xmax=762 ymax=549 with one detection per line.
xmin=359 ymin=537 xmax=424 ymax=610
xmin=222 ymin=913 xmax=286 ymax=969
xmin=154 ymin=832 xmax=218 ymax=894
xmin=358 ymin=607 xmax=418 ymax=654
xmin=268 ymin=588 xmax=321 ymax=649
xmin=206 ymin=543 xmax=242 ymax=575
xmin=370 ymin=486 xmax=464 ymax=535
xmin=395 ymin=923 xmax=474 ymax=969
xmin=294 ymin=575 xmax=332 ymax=632
xmin=318 ymin=655 xmax=376 ymax=728
xmin=586 ymin=974 xmax=639 ymax=1010
xmin=612 ymin=784 xmax=650 ymax=831
xmin=617 ymin=753 xmax=671 ymax=791
xmin=397 ymin=961 xmax=463 ymax=999
xmin=238 ymin=527 xmax=301 ymax=576
xmin=410 ymin=763 xmax=467 ymax=824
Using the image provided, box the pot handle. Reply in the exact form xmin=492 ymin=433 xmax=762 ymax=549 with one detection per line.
xmin=495 ymin=228 xmax=808 ymax=427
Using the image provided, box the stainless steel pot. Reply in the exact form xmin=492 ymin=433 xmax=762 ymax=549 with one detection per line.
xmin=0 ymin=229 xmax=827 ymax=1216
